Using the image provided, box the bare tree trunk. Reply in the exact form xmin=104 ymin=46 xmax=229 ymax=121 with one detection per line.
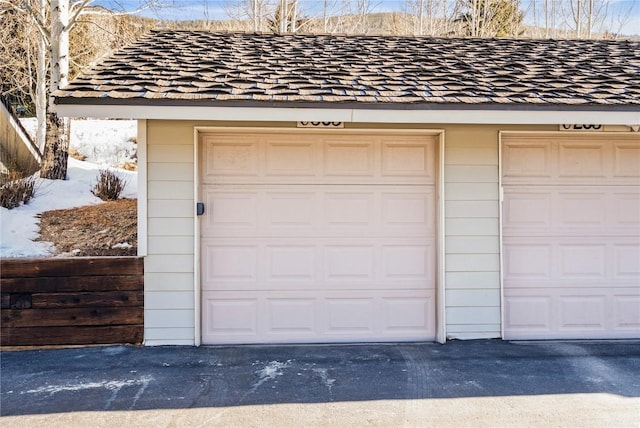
xmin=418 ymin=0 xmax=424 ymax=34
xmin=253 ymin=0 xmax=259 ymax=31
xmin=35 ymin=0 xmax=47 ymax=153
xmin=291 ymin=0 xmax=298 ymax=32
xmin=576 ymin=0 xmax=582 ymax=37
xmin=40 ymin=0 xmax=69 ymax=180
xmin=41 ymin=110 xmax=69 ymax=179
xmin=587 ymin=0 xmax=593 ymax=39
xmin=323 ymin=0 xmax=328 ymax=32
xmin=279 ymin=0 xmax=286 ymax=32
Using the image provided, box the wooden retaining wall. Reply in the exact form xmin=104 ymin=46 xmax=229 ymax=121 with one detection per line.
xmin=1 ymin=258 xmax=143 ymax=347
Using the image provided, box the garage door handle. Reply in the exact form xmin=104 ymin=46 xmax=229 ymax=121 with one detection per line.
xmin=196 ymin=202 xmax=205 ymax=216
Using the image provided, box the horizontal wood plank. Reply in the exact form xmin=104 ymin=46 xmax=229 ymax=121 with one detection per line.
xmin=2 ymin=307 xmax=143 ymax=328
xmin=31 ymin=291 xmax=143 ymax=309
xmin=1 ymin=325 xmax=143 ymax=346
xmin=0 ymin=276 xmax=143 ymax=293
xmin=0 ymin=257 xmax=143 ymax=278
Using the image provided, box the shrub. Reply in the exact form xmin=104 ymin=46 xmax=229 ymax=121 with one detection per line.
xmin=92 ymin=169 xmax=127 ymax=201
xmin=0 ymin=173 xmax=37 ymax=209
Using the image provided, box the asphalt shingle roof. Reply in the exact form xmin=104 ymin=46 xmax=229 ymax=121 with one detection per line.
xmin=55 ymin=30 xmax=640 ymax=108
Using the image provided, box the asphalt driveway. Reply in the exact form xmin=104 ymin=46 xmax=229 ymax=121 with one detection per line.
xmin=1 ymin=340 xmax=639 ymax=427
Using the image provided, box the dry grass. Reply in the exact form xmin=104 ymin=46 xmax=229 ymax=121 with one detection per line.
xmin=37 ymin=199 xmax=137 ymax=256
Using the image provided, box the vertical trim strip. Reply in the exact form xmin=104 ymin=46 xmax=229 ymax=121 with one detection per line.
xmin=436 ymin=130 xmax=447 ymax=343
xmin=498 ymin=131 xmax=505 ymax=339
xmin=193 ymin=127 xmax=202 ymax=346
xmin=137 ymin=119 xmax=148 ymax=257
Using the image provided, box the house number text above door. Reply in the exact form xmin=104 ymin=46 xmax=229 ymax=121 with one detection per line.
xmin=297 ymin=121 xmax=344 ymax=128
xmin=559 ymin=124 xmax=603 ymax=131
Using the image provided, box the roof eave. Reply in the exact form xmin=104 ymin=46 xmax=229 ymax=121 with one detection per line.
xmin=53 ymin=98 xmax=640 ymax=125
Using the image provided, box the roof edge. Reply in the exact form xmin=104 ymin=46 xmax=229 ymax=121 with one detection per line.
xmin=54 ymin=103 xmax=640 ymax=125
xmin=53 ymin=97 xmax=640 ymax=112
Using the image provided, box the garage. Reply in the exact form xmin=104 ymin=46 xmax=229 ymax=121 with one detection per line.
xmin=199 ymin=130 xmax=439 ymax=344
xmin=502 ymin=133 xmax=640 ymax=339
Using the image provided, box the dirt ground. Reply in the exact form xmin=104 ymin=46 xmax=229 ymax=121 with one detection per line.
xmin=37 ymin=199 xmax=137 ymax=256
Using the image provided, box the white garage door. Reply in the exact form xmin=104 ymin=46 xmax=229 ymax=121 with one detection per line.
xmin=200 ymin=131 xmax=438 ymax=344
xmin=502 ymin=133 xmax=640 ymax=339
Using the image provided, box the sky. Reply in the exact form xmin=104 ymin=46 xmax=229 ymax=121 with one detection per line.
xmin=99 ymin=0 xmax=639 ymax=35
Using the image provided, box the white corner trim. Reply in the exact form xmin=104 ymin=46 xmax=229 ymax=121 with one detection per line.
xmin=498 ymin=131 xmax=505 ymax=340
xmin=193 ymin=127 xmax=202 ymax=347
xmin=55 ymin=104 xmax=640 ymax=125
xmin=436 ymin=130 xmax=447 ymax=344
xmin=136 ymin=119 xmax=148 ymax=257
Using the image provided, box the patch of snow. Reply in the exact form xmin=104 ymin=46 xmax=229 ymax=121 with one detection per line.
xmin=112 ymin=242 xmax=132 ymax=249
xmin=312 ymin=367 xmax=336 ymax=392
xmin=20 ymin=118 xmax=137 ymax=168
xmin=0 ymin=158 xmax=137 ymax=258
xmin=22 ymin=375 xmax=153 ymax=395
xmin=251 ymin=360 xmax=292 ymax=392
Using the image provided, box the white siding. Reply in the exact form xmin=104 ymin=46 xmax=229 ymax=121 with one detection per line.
xmin=444 ymin=127 xmax=501 ymax=339
xmin=144 ymin=121 xmax=196 ymax=345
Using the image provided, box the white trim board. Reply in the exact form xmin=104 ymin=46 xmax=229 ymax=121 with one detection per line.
xmin=137 ymin=119 xmax=148 ymax=257
xmin=56 ymin=104 xmax=640 ymax=125
xmin=436 ymin=130 xmax=446 ymax=344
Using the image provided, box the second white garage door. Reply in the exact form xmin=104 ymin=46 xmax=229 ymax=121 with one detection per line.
xmin=200 ymin=130 xmax=438 ymax=344
xmin=502 ymin=133 xmax=640 ymax=339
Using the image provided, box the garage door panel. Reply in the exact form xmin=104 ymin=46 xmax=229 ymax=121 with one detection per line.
xmin=203 ymin=140 xmax=259 ymax=177
xmin=324 ymin=139 xmax=375 ymax=176
xmin=615 ymin=244 xmax=640 ymax=278
xmin=265 ymin=191 xmax=317 ymax=226
xmin=505 ymin=288 xmax=640 ymax=339
xmin=382 ymin=139 xmax=436 ymax=180
xmin=265 ymin=140 xmax=316 ymax=176
xmin=503 ymin=187 xmax=640 ymax=235
xmin=206 ymin=192 xmax=259 ymax=231
xmin=614 ymin=191 xmax=640 ymax=225
xmin=382 ymin=190 xmax=435 ymax=228
xmin=324 ymin=192 xmax=374 ymax=225
xmin=558 ymin=191 xmax=607 ymax=226
xmin=558 ymin=244 xmax=606 ymax=279
xmin=502 ymin=141 xmax=552 ymax=179
xmin=503 ymin=243 xmax=553 ymax=279
xmin=613 ymin=142 xmax=640 ymax=177
xmin=203 ymin=297 xmax=258 ymax=336
xmin=382 ymin=246 xmax=432 ymax=279
xmin=202 ymin=133 xmax=437 ymax=185
xmin=504 ymin=295 xmax=552 ymax=333
xmin=204 ymin=185 xmax=436 ymax=237
xmin=504 ymin=237 xmax=639 ymax=283
xmin=267 ymin=298 xmax=316 ymax=333
xmin=502 ymin=135 xmax=640 ymax=185
xmin=202 ymin=290 xmax=435 ymax=344
xmin=503 ymin=190 xmax=552 ymax=229
xmin=558 ymin=141 xmax=607 ymax=178
xmin=202 ymin=238 xmax=434 ymax=291
xmin=614 ymin=295 xmax=640 ymax=329
xmin=267 ymin=246 xmax=317 ymax=281
xmin=559 ymin=295 xmax=607 ymax=330
xmin=502 ymin=133 xmax=640 ymax=340
xmin=203 ymin=245 xmax=258 ymax=282
xmin=325 ymin=245 xmax=375 ymax=281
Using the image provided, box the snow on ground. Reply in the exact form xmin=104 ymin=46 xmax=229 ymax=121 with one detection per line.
xmin=21 ymin=118 xmax=137 ymax=167
xmin=1 ymin=119 xmax=137 ymax=258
